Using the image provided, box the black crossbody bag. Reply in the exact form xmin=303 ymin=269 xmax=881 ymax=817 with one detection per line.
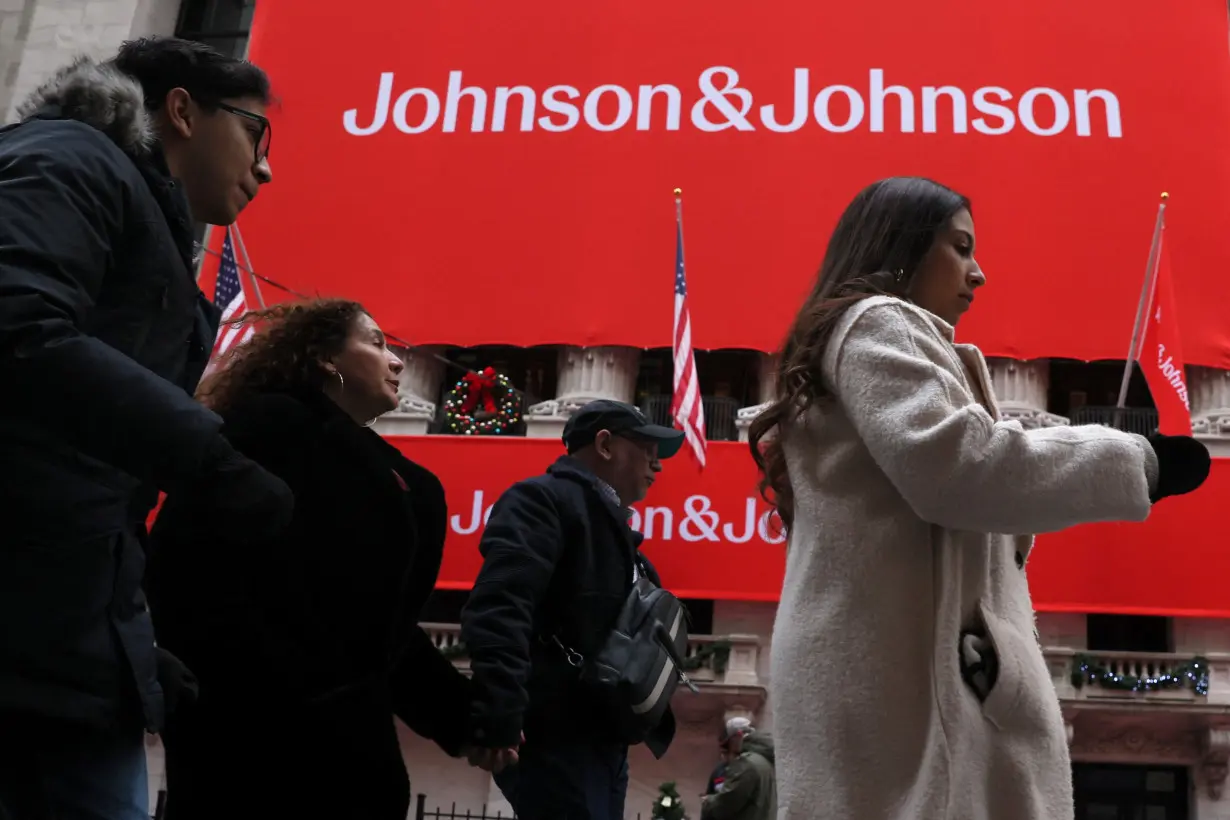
xmin=551 ymin=556 xmax=698 ymax=744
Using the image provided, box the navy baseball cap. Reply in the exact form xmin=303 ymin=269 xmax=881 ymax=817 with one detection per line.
xmin=562 ymin=400 xmax=685 ymax=459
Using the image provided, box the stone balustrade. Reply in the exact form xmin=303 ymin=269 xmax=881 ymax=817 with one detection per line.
xmin=1043 ymin=647 xmax=1230 ymax=706
xmin=420 ymin=622 xmax=763 ymax=690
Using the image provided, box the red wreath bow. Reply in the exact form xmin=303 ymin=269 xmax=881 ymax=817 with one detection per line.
xmin=460 ymin=367 xmax=498 ymax=415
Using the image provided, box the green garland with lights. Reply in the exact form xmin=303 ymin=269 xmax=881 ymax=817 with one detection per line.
xmin=685 ymin=640 xmax=731 ymax=675
xmin=440 ymin=641 xmax=469 ymax=660
xmin=1070 ymin=653 xmax=1210 ymax=696
xmin=442 ymin=367 xmax=522 ymax=435
xmin=439 ymin=639 xmax=732 ymax=674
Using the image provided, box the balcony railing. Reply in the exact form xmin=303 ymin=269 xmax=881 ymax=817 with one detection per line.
xmin=421 ymin=622 xmax=762 ymax=689
xmin=1044 ymin=648 xmax=1230 ymax=706
xmin=639 ymin=395 xmax=741 ymax=442
xmin=423 ymin=622 xmax=470 ymax=666
xmin=1070 ymin=406 xmax=1159 ymax=436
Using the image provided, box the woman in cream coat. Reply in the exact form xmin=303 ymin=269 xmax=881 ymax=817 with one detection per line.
xmin=748 ymin=177 xmax=1210 ymax=820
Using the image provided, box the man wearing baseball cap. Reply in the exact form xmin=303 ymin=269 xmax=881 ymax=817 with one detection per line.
xmin=701 ymin=718 xmax=777 ymax=820
xmin=460 ymin=399 xmax=684 ymax=820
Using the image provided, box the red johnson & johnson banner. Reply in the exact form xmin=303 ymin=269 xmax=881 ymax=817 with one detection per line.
xmin=243 ymin=0 xmax=1230 ymax=366
xmin=393 ymin=438 xmax=1230 ymax=618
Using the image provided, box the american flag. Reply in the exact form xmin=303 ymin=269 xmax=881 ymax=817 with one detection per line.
xmin=672 ymin=197 xmax=707 ymax=466
xmin=207 ymin=228 xmax=254 ymax=368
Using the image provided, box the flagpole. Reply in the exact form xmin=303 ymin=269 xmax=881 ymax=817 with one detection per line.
xmin=228 ymin=222 xmax=268 ymax=309
xmin=194 ymin=224 xmax=216 ymax=284
xmin=674 ymin=187 xmax=685 ymax=235
xmin=1116 ymin=192 xmax=1168 ymax=410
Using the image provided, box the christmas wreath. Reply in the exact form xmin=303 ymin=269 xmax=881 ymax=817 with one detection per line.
xmin=442 ymin=367 xmax=522 ymax=435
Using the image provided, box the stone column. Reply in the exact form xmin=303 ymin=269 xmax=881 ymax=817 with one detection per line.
xmin=1189 ymin=366 xmax=1230 ymax=436
xmin=371 ymin=346 xmax=445 ymax=436
xmin=0 ymin=2 xmax=36 ymax=122
xmin=736 ymin=353 xmax=777 ymax=443
xmin=524 ymin=346 xmax=641 ymax=439
xmin=4 ymin=0 xmax=182 ymax=124
xmin=719 ymin=634 xmax=762 ymax=688
xmin=1187 ymin=366 xmax=1230 ymax=457
xmin=1201 ymin=727 xmax=1230 ymax=800
xmin=985 ymin=358 xmax=1068 ymax=428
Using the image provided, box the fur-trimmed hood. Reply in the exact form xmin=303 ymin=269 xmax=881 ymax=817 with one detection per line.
xmin=15 ymin=57 xmax=155 ymax=154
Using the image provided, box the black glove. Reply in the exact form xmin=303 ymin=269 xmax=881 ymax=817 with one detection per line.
xmin=1146 ymin=433 xmax=1211 ymax=503
xmin=186 ymin=436 xmax=294 ymax=540
xmin=156 ymin=647 xmax=199 ymax=720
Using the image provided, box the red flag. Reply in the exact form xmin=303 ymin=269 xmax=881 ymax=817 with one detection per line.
xmin=1137 ymin=225 xmax=1192 ymax=435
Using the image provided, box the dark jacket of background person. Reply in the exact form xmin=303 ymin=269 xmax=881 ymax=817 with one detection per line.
xmin=0 ymin=58 xmax=224 ymax=734
xmin=146 ymin=387 xmax=470 ymax=820
xmin=706 ymin=760 xmax=727 ymax=795
xmin=701 ymin=733 xmax=776 ymax=820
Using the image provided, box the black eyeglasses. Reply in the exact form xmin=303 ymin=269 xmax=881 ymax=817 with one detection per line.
xmin=218 ymin=102 xmax=271 ymax=164
xmin=618 ymin=433 xmax=661 ymax=461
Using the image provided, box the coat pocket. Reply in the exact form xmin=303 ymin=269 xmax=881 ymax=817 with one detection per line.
xmin=963 ymin=599 xmax=1025 ymax=730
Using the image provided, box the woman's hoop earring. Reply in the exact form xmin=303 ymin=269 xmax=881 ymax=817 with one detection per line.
xmin=333 ymin=370 xmax=345 ymax=394
xmin=893 ymin=268 xmax=905 ymax=283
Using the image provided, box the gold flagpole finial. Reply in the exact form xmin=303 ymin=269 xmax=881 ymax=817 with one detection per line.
xmin=1160 ymin=191 xmax=1169 ymax=200
xmin=673 ymin=187 xmax=682 ymax=197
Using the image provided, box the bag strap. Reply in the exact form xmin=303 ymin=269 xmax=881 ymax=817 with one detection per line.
xmin=550 ymin=635 xmax=585 ymax=668
xmin=545 ymin=548 xmax=655 ymax=664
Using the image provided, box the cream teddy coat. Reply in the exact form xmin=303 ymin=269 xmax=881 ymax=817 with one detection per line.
xmin=770 ymin=296 xmax=1156 ymax=820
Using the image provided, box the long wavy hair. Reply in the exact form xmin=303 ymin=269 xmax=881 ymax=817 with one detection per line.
xmin=748 ymin=177 xmax=971 ymax=531
xmin=197 ymin=298 xmax=370 ymax=413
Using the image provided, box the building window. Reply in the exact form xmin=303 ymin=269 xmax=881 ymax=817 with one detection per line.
xmin=420 ymin=589 xmax=469 ymax=623
xmin=175 ymin=0 xmax=257 ymax=58
xmin=681 ymin=599 xmax=715 ymax=635
xmin=634 ymin=348 xmax=760 ymax=442
xmin=1072 ymin=763 xmax=1188 ymax=820
xmin=1086 ymin=614 xmax=1172 ymax=654
xmin=1049 ymin=360 xmax=1159 ymax=435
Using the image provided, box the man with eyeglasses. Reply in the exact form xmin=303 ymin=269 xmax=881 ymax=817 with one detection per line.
xmin=0 ymin=37 xmax=289 ymax=820
xmin=461 ymin=399 xmax=686 ymax=820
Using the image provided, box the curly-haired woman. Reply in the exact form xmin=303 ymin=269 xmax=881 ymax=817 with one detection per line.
xmin=748 ymin=177 xmax=1211 ymax=820
xmin=146 ymin=299 xmax=471 ymax=820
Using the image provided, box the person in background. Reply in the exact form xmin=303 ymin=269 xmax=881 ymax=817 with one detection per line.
xmin=145 ymin=300 xmax=477 ymax=820
xmin=0 ymin=37 xmax=285 ymax=820
xmin=700 ymin=718 xmax=776 ymax=820
xmin=461 ymin=400 xmax=686 ymax=820
xmin=749 ymin=176 xmax=1211 ymax=820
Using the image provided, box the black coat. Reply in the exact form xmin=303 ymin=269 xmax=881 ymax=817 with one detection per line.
xmin=460 ymin=456 xmax=676 ymax=755
xmin=0 ymin=59 xmax=222 ymax=732
xmin=147 ymin=388 xmax=470 ymax=820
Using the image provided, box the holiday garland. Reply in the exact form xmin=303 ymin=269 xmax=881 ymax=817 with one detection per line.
xmin=440 ymin=641 xmax=469 ymax=660
xmin=1070 ymin=653 xmax=1210 ymax=696
xmin=442 ymin=366 xmax=522 ymax=435
xmin=685 ymin=640 xmax=732 ymax=675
